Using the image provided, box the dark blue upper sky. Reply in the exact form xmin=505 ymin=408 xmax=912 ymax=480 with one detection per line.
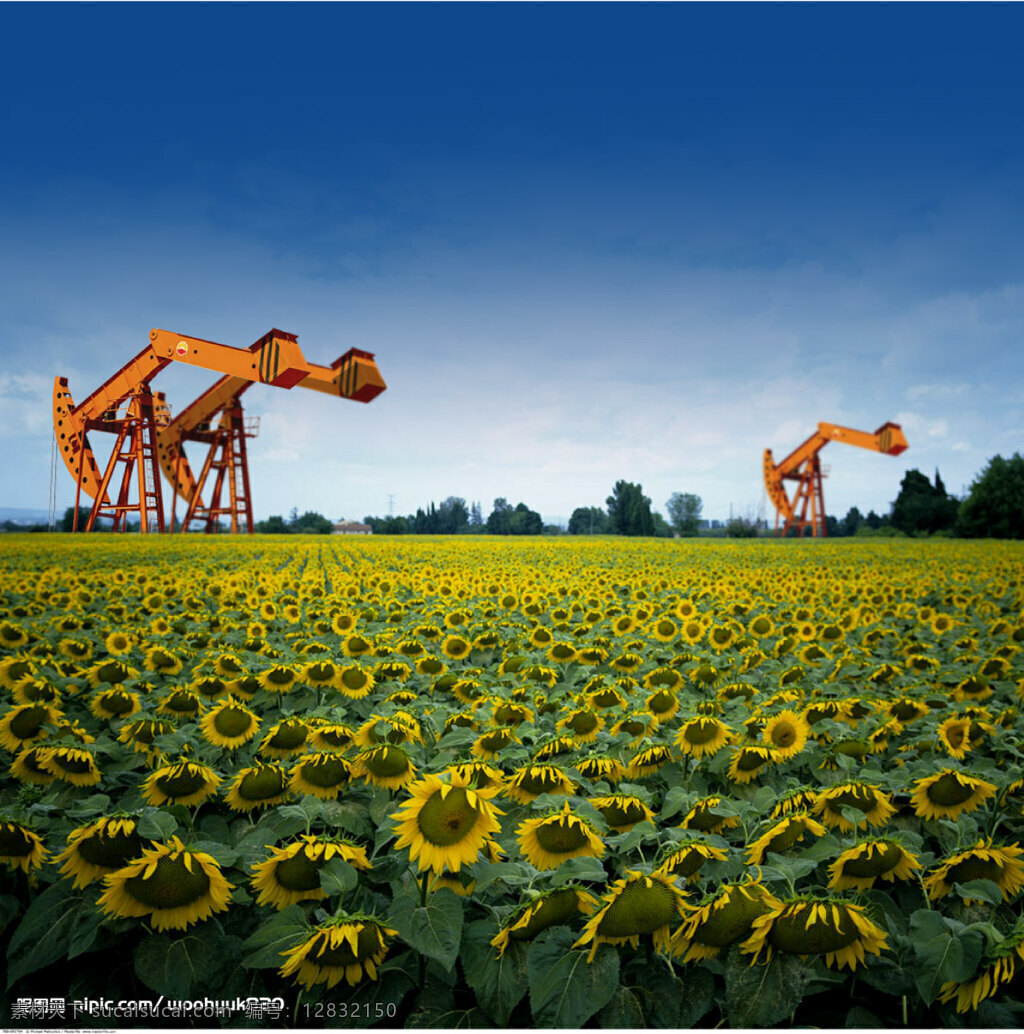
xmin=3 ymin=3 xmax=1022 ymax=523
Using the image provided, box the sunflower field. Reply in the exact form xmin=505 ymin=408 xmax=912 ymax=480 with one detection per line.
xmin=1 ymin=534 xmax=1024 ymax=1028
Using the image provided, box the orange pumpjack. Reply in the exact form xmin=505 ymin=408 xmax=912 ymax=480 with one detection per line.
xmin=763 ymin=422 xmax=908 ymax=538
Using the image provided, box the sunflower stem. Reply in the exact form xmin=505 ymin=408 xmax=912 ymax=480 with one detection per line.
xmin=901 ymin=994 xmax=908 ymax=1027
xmin=293 ymin=990 xmax=302 ymax=1027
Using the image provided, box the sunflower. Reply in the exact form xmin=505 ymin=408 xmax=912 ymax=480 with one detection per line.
xmin=56 ymin=816 xmax=147 ymax=888
xmin=288 ymin=752 xmax=354 ymax=799
xmin=924 ymin=840 xmax=1024 ymax=903
xmin=505 ymin=764 xmax=576 ymax=805
xmin=741 ymin=897 xmax=888 ymax=971
xmin=224 ymin=762 xmax=290 ymax=812
xmin=86 ymin=659 xmax=138 ymax=688
xmin=279 ymin=916 xmax=397 ymax=989
xmin=827 ymin=839 xmax=921 ymax=891
xmin=309 ymin=722 xmax=356 ymax=753
xmin=813 ymin=781 xmax=896 ymax=833
xmin=11 ymin=677 xmax=61 ymax=707
xmin=157 ymin=688 xmax=203 ymax=719
xmin=352 ymin=745 xmax=418 ymax=790
xmin=557 ymin=708 xmax=604 ymax=744
xmin=0 ymin=702 xmax=62 ymax=752
xmin=142 ymin=646 xmax=183 ymax=676
xmin=446 ymin=761 xmax=506 ymax=792
xmin=356 ymin=712 xmax=422 ymax=748
xmin=491 ymin=887 xmax=598 ymax=956
xmin=909 ymin=768 xmax=997 ymax=821
xmin=90 ymin=688 xmax=141 ymax=721
xmin=251 ymin=836 xmax=372 ymax=909
xmin=610 ymin=714 xmax=654 ymax=743
xmin=938 ymin=919 xmax=1024 ymax=1013
xmin=39 ymin=745 xmax=102 ymax=787
xmin=575 ymin=755 xmax=625 ymax=784
xmin=670 ymin=880 xmax=780 ymax=962
xmin=0 ymin=655 xmax=36 ymax=691
xmin=674 ymin=717 xmax=731 ymax=759
xmin=681 ymin=795 xmax=741 ymax=835
xmin=10 ymin=745 xmax=58 ymax=785
xmin=517 ymin=803 xmax=605 ymax=870
xmin=142 ymin=758 xmax=220 ymax=807
xmin=117 ymin=717 xmax=175 ymax=755
xmin=655 ymin=839 xmax=728 ymax=882
xmin=259 ymin=718 xmax=311 ymax=758
xmin=199 ymin=697 xmax=261 ymax=749
xmin=0 ymin=820 xmax=48 ymax=872
xmin=727 ymin=745 xmax=776 ymax=785
xmin=472 ymin=727 xmax=519 ymax=761
xmin=574 ymin=871 xmax=686 ymax=961
xmin=627 ymin=744 xmax=674 ymax=778
xmin=98 ymin=836 xmax=233 ymax=930
xmin=761 ymin=710 xmax=810 ymax=760
xmin=746 ymin=813 xmax=828 ymax=865
xmin=391 ymin=771 xmax=504 ymax=874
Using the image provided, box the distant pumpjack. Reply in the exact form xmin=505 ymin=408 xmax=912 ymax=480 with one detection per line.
xmin=763 ymin=421 xmax=908 ymax=537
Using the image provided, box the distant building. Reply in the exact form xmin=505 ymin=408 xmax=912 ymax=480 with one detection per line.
xmin=332 ymin=521 xmax=372 ymax=535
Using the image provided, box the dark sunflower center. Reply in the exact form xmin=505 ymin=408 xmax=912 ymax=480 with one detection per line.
xmin=341 ymin=669 xmax=370 ymax=690
xmin=511 ymin=890 xmax=581 ymax=941
xmin=124 ymin=854 xmax=211 ymax=909
xmin=841 ymin=842 xmax=900 ymax=878
xmin=307 ymin=663 xmax=335 ymax=682
xmin=0 ymin=825 xmax=35 ymax=856
xmin=599 ymin=801 xmax=645 ymax=828
xmin=478 ymin=731 xmax=511 ymax=752
xmin=948 ymin=856 xmax=1004 ymax=884
xmin=926 ymin=773 xmax=976 ymax=806
xmin=737 ymin=750 xmax=771 ymax=772
xmin=685 ymin=720 xmax=720 ymax=745
xmin=239 ymin=767 xmax=286 ymax=800
xmin=770 ymin=906 xmax=858 ymax=954
xmin=274 ymin=851 xmax=323 ymax=891
xmin=310 ymin=926 xmax=381 ymax=967
xmin=771 ymin=724 xmax=797 ymax=747
xmin=766 ymin=822 xmax=806 ymax=854
xmin=300 ymin=758 xmax=350 ymax=788
xmin=665 ymin=848 xmax=708 ymax=878
xmin=364 ymin=747 xmax=409 ymax=778
xmin=598 ymin=880 xmax=678 ymax=938
xmin=569 ymin=712 xmax=599 ymax=734
xmin=48 ymin=751 xmax=93 ymax=774
xmin=827 ymin=788 xmax=876 ymax=813
xmin=318 ymin=729 xmax=352 ymax=748
xmin=534 ymin=819 xmax=589 ymax=854
xmin=195 ymin=678 xmax=227 ymax=699
xmin=648 ymin=693 xmax=675 ymax=714
xmin=835 ymin=740 xmax=869 ymax=758
xmin=214 ymin=708 xmax=254 ymax=737
xmin=165 ymin=692 xmax=199 ymax=714
xmin=268 ymin=724 xmax=307 ymax=749
xmin=518 ymin=770 xmax=561 ymax=794
xmin=99 ymin=693 xmax=134 ymax=715
xmin=77 ymin=830 xmax=145 ymax=868
xmin=694 ymin=888 xmax=772 ymax=948
xmin=157 ymin=766 xmax=210 ymax=797
xmin=417 ymin=787 xmax=479 ymax=846
xmin=10 ymin=707 xmax=49 ymax=738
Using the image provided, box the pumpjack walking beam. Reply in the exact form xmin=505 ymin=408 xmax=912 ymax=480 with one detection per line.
xmin=763 ymin=421 xmax=908 ymax=538
xmin=54 ymin=329 xmax=311 ymax=533
xmin=158 ymin=348 xmax=386 ymax=534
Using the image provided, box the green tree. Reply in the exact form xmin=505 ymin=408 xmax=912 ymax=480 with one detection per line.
xmin=666 ymin=492 xmax=702 ymax=536
xmin=606 ymin=480 xmax=654 ymax=536
xmin=289 ymin=510 xmax=333 ymax=534
xmin=841 ymin=506 xmax=863 ymax=537
xmin=890 ymin=469 xmax=958 ymax=536
xmin=486 ymin=498 xmax=514 ymax=535
xmin=567 ymin=506 xmax=609 ymax=534
xmin=437 ymin=497 xmax=470 ymax=534
xmin=256 ymin=514 xmax=290 ymax=533
xmin=957 ymin=453 xmax=1024 ymax=539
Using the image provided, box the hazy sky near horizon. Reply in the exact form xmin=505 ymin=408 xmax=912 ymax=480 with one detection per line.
xmin=2 ymin=4 xmax=1022 ymax=525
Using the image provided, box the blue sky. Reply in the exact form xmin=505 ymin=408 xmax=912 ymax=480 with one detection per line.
xmin=2 ymin=4 xmax=1022 ymax=526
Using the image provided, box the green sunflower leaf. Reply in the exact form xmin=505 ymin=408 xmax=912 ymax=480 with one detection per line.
xmin=137 ymin=808 xmax=178 ymax=840
xmin=319 ymin=857 xmax=358 ymax=897
xmin=526 ymin=926 xmax=620 ymax=1027
xmin=135 ymin=928 xmax=243 ymax=999
xmin=723 ymin=944 xmax=808 ymax=1028
xmin=241 ymin=904 xmax=308 ymax=969
xmin=389 ymin=885 xmax=464 ymax=971
xmin=461 ymin=920 xmax=529 ymax=1026
xmin=548 ymin=856 xmax=608 ymax=886
xmin=952 ymin=879 xmax=1003 ymax=906
xmin=598 ymin=986 xmax=644 ymax=1029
